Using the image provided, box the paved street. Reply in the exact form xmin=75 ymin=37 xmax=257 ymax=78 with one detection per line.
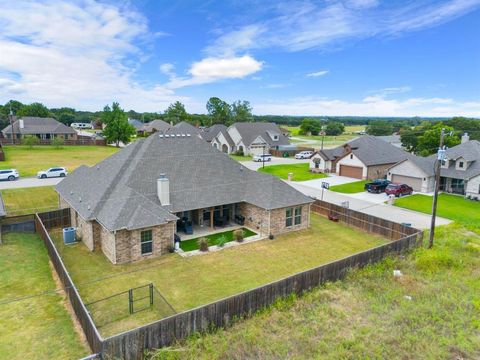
xmin=0 ymin=177 xmax=63 ymax=190
xmin=288 ymin=181 xmax=451 ymax=230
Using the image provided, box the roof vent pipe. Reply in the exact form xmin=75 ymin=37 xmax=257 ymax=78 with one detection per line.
xmin=19 ymin=119 xmax=24 ymax=129
xmin=461 ymin=133 xmax=470 ymax=144
xmin=157 ymin=174 xmax=170 ymax=206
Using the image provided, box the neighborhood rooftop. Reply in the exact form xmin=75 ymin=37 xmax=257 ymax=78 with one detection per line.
xmin=2 ymin=116 xmax=77 ymax=135
xmin=56 ymin=132 xmax=313 ymax=231
xmin=232 ymin=122 xmax=290 ymax=147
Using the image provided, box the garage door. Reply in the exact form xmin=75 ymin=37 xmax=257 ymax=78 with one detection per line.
xmin=391 ymin=174 xmax=422 ymax=191
xmin=339 ymin=165 xmax=363 ymax=179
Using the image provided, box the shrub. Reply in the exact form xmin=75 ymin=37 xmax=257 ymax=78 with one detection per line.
xmin=235 ymin=149 xmax=244 ymax=156
xmin=217 ymin=235 xmax=227 ymax=247
xmin=233 ymin=229 xmax=245 ymax=242
xmin=22 ymin=135 xmax=39 ymax=148
xmin=197 ymin=237 xmax=209 ymax=252
xmin=51 ymin=137 xmax=64 ymax=149
xmin=269 ymin=234 xmax=275 ymax=240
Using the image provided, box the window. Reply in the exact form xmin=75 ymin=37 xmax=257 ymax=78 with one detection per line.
xmin=285 ymin=208 xmax=293 ymax=227
xmin=294 ymin=207 xmax=302 ymax=225
xmin=140 ymin=230 xmax=153 ymax=255
xmin=350 ymin=154 xmax=353 ymax=159
xmin=459 ymin=161 xmax=464 ymax=168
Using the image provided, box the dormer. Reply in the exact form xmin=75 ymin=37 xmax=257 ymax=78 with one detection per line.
xmin=266 ymin=130 xmax=280 ymax=141
xmin=455 ymin=157 xmax=468 ymax=171
xmin=441 ymin=159 xmax=449 ymax=168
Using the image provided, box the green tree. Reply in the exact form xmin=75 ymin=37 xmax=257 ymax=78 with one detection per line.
xmin=22 ymin=135 xmax=40 ymax=148
xmin=17 ymin=102 xmax=51 ymax=118
xmin=4 ymin=100 xmax=24 ymax=114
xmin=101 ymin=102 xmax=135 ymax=147
xmin=231 ymin=100 xmax=253 ymax=123
xmin=51 ymin=137 xmax=64 ymax=149
xmin=164 ymin=101 xmax=188 ymax=124
xmin=324 ymin=122 xmax=344 ymax=136
xmin=399 ymin=128 xmax=418 ymax=152
xmin=206 ymin=97 xmax=231 ymax=125
xmin=366 ymin=120 xmax=394 ymax=136
xmin=416 ymin=124 xmax=460 ymax=156
xmin=299 ymin=118 xmax=321 ymax=136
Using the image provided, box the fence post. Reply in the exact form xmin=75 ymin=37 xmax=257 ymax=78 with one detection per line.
xmin=128 ymin=289 xmax=133 ymax=314
xmin=149 ymin=283 xmax=153 ymax=307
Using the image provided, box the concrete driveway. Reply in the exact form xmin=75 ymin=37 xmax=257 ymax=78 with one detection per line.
xmin=301 ymin=174 xmax=359 ymax=188
xmin=0 ymin=177 xmax=63 ymax=190
xmin=288 ymin=181 xmax=451 ymax=230
xmin=240 ymin=157 xmax=310 ymax=171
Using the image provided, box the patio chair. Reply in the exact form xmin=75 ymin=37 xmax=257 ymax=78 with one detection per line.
xmin=234 ymin=214 xmax=245 ymax=226
xmin=214 ymin=215 xmax=228 ymax=227
xmin=184 ymin=221 xmax=193 ymax=234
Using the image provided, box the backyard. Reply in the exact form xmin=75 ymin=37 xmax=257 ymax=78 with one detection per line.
xmin=329 ymin=180 xmax=369 ymax=194
xmin=395 ymin=193 xmax=480 ymax=232
xmin=258 ymin=163 xmax=328 ymax=181
xmin=0 ymin=145 xmax=118 ymax=177
xmin=1 ymin=186 xmax=58 ymax=216
xmin=0 ymin=233 xmax=89 ymax=360
xmin=179 ymin=228 xmax=257 ymax=252
xmin=50 ymin=213 xmax=386 ymax=337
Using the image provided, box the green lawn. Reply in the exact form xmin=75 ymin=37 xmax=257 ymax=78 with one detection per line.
xmin=180 ymin=228 xmax=257 ymax=252
xmin=155 ymin=224 xmax=480 ymax=359
xmin=1 ymin=186 xmax=58 ymax=216
xmin=0 ymin=145 xmax=118 ymax=177
xmin=229 ymin=154 xmax=252 ymax=162
xmin=329 ymin=180 xmax=368 ymax=193
xmin=258 ymin=163 xmax=328 ymax=181
xmin=0 ymin=233 xmax=89 ymax=359
xmin=395 ymin=193 xmax=480 ymax=232
xmin=51 ymin=214 xmax=386 ymax=337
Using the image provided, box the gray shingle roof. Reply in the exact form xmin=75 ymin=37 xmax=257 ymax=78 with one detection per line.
xmin=342 ymin=136 xmax=410 ymax=166
xmin=231 ymin=122 xmax=290 ymax=147
xmin=56 ymin=133 xmax=313 ymax=231
xmin=142 ymin=119 xmax=171 ymax=133
xmin=173 ymin=121 xmax=201 ymax=135
xmin=441 ymin=140 xmax=480 ymax=179
xmin=2 ymin=117 xmax=77 ymax=135
xmin=128 ymin=119 xmax=144 ymax=130
xmin=201 ymin=124 xmax=234 ymax=146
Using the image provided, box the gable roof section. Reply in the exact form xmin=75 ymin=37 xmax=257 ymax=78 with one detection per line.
xmin=388 ymin=154 xmax=436 ymax=177
xmin=142 ymin=119 xmax=171 ymax=133
xmin=56 ymin=132 xmax=313 ymax=231
xmin=2 ymin=117 xmax=76 ymax=135
xmin=128 ymin=119 xmax=144 ymax=130
xmin=201 ymin=124 xmax=234 ymax=146
xmin=173 ymin=121 xmax=201 ymax=135
xmin=231 ymin=122 xmax=290 ymax=147
xmin=441 ymin=140 xmax=480 ymax=179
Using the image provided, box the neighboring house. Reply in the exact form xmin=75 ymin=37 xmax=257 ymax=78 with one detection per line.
xmin=141 ymin=119 xmax=171 ymax=134
xmin=375 ymin=134 xmax=403 ymax=148
xmin=128 ymin=119 xmax=145 ymax=133
xmin=387 ymin=137 xmax=480 ymax=197
xmin=173 ymin=121 xmax=202 ymax=136
xmin=201 ymin=124 xmax=235 ymax=153
xmin=227 ymin=122 xmax=290 ymax=156
xmin=309 ymin=136 xmax=409 ymax=179
xmin=2 ymin=117 xmax=77 ymax=140
xmin=56 ymin=132 xmax=313 ymax=264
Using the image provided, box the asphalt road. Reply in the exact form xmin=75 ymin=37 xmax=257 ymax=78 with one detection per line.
xmin=0 ymin=176 xmax=63 ymax=190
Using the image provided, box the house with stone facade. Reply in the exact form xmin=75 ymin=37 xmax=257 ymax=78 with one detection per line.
xmin=387 ymin=136 xmax=480 ymax=197
xmin=309 ymin=136 xmax=410 ymax=179
xmin=56 ymin=131 xmax=313 ymax=264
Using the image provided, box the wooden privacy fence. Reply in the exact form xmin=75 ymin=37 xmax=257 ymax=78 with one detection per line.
xmin=311 ymin=200 xmax=419 ymax=240
xmin=0 ymin=138 xmax=106 ymax=146
xmin=34 ymin=210 xmax=103 ymax=354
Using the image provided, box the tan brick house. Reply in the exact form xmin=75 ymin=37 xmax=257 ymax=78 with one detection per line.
xmin=56 ymin=131 xmax=313 ymax=264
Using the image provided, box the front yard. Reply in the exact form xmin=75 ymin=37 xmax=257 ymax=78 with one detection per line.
xmin=0 ymin=145 xmax=118 ymax=177
xmin=394 ymin=193 xmax=480 ymax=231
xmin=258 ymin=163 xmax=328 ymax=181
xmin=0 ymin=233 xmax=89 ymax=359
xmin=329 ymin=180 xmax=368 ymax=193
xmin=51 ymin=213 xmax=386 ymax=337
xmin=1 ymin=186 xmax=58 ymax=216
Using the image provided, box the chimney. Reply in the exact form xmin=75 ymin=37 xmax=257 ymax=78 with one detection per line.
xmin=157 ymin=174 xmax=170 ymax=205
xmin=19 ymin=119 xmax=24 ymax=129
xmin=461 ymin=133 xmax=470 ymax=144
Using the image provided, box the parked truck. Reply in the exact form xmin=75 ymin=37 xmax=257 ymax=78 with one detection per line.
xmin=364 ymin=179 xmax=391 ymax=193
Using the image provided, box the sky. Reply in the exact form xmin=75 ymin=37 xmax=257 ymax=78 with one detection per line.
xmin=0 ymin=0 xmax=479 ymax=117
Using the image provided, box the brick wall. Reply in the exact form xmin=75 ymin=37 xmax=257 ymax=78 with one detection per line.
xmin=367 ymin=163 xmax=395 ymax=180
xmin=99 ymin=225 xmax=116 ymax=263
xmin=115 ymin=222 xmax=175 ymax=264
xmin=270 ymin=203 xmax=310 ymax=236
xmin=238 ymin=202 xmax=270 ymax=237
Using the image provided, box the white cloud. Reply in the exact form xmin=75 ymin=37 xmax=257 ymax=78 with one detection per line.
xmin=254 ymin=96 xmax=480 ymax=117
xmin=166 ymin=55 xmax=263 ymax=89
xmin=369 ymin=86 xmax=412 ymax=96
xmin=0 ymin=0 xmax=182 ymax=111
xmin=261 ymin=83 xmax=290 ymax=89
xmin=306 ymin=70 xmax=329 ymax=77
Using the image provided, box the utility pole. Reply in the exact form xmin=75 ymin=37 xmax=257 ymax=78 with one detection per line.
xmin=429 ymin=128 xmax=446 ymax=248
xmin=320 ymin=126 xmax=326 ymax=150
xmin=9 ymin=105 xmax=15 ymax=144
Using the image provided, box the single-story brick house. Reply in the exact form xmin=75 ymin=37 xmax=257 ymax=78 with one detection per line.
xmin=2 ymin=116 xmax=77 ymax=140
xmin=56 ymin=132 xmax=313 ymax=264
xmin=387 ymin=137 xmax=480 ymax=197
xmin=310 ymin=136 xmax=410 ymax=179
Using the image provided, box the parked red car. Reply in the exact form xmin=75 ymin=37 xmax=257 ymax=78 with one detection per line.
xmin=385 ymin=183 xmax=413 ymax=197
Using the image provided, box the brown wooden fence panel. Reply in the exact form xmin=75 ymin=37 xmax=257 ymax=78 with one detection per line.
xmin=0 ymin=138 xmax=106 ymax=146
xmin=101 ymin=232 xmax=421 ymax=359
xmin=34 ymin=211 xmax=102 ymax=354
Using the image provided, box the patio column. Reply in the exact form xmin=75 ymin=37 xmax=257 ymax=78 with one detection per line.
xmin=210 ymin=208 xmax=214 ymax=229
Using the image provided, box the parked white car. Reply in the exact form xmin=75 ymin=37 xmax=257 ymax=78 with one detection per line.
xmin=71 ymin=122 xmax=93 ymax=129
xmin=37 ymin=167 xmax=68 ymax=179
xmin=253 ymin=154 xmax=272 ymax=162
xmin=295 ymin=151 xmax=314 ymax=159
xmin=0 ymin=169 xmax=19 ymax=181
